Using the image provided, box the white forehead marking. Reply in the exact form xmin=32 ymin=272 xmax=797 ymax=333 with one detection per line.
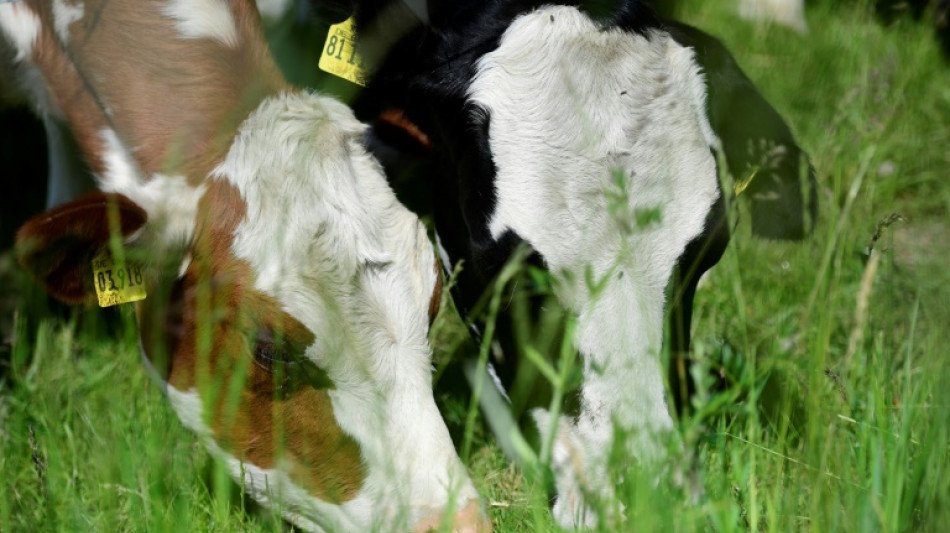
xmin=469 ymin=6 xmax=720 ymax=527
xmin=0 ymin=3 xmax=41 ymax=61
xmin=471 ymin=5 xmax=718 ymax=273
xmin=215 ymin=92 xmax=443 ymax=361
xmin=52 ymin=0 xmax=83 ymax=44
xmin=161 ymin=0 xmax=238 ymax=48
xmin=214 ymin=91 xmax=411 ymax=293
xmin=98 ymin=128 xmax=204 ymax=247
xmin=216 ymin=92 xmax=441 ymax=367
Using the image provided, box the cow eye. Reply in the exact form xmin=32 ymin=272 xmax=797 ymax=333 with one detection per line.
xmin=252 ymin=327 xmax=290 ymax=374
xmin=253 ymin=341 xmax=282 ymax=372
xmin=251 ymin=326 xmax=334 ymax=391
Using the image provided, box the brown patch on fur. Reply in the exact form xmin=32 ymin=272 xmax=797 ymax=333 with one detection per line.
xmin=17 ymin=1 xmax=110 ymax=173
xmin=138 ymin=179 xmax=366 ymax=503
xmin=27 ymin=0 xmax=289 ymax=182
xmin=20 ymin=0 xmax=365 ymax=504
xmin=15 ymin=193 xmax=147 ymax=303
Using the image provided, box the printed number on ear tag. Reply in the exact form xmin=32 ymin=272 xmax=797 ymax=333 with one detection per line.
xmin=319 ymin=17 xmax=368 ymax=87
xmin=92 ymin=248 xmax=146 ymax=307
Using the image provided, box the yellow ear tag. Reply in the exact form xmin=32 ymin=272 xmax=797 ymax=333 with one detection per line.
xmin=319 ymin=17 xmax=368 ymax=87
xmin=91 ymin=248 xmax=147 ymax=307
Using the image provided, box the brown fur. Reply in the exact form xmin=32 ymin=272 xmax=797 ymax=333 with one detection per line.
xmin=14 ymin=2 xmax=110 ymax=173
xmin=139 ymin=179 xmax=366 ymax=503
xmin=27 ymin=0 xmax=288 ymax=183
xmin=16 ymin=0 xmax=367 ymax=504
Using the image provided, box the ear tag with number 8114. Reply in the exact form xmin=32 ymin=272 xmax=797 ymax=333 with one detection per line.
xmin=92 ymin=248 xmax=146 ymax=307
xmin=319 ymin=17 xmax=368 ymax=87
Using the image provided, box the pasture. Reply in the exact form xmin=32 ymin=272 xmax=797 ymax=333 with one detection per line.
xmin=2 ymin=0 xmax=949 ymax=531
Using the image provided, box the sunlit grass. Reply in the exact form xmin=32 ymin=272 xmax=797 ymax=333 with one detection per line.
xmin=2 ymin=0 xmax=949 ymax=531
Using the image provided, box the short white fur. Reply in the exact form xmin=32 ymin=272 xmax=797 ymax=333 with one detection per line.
xmin=161 ymin=0 xmax=239 ymax=47
xmin=469 ymin=5 xmax=720 ymax=527
xmin=0 ymin=3 xmax=41 ymax=61
xmin=51 ymin=0 xmax=83 ymax=43
xmin=98 ymin=128 xmax=205 ymax=250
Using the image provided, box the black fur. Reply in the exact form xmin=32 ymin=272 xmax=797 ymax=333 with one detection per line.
xmin=328 ymin=0 xmax=816 ymax=419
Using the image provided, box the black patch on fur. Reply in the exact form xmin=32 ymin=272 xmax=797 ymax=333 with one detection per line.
xmin=667 ymin=152 xmax=731 ymax=417
xmin=340 ymin=0 xmax=818 ymax=429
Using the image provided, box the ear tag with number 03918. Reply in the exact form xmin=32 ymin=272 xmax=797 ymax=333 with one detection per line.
xmin=319 ymin=17 xmax=368 ymax=87
xmin=91 ymin=248 xmax=146 ymax=307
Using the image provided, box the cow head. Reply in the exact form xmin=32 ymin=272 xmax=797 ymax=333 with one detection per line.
xmin=1 ymin=1 xmax=487 ymax=530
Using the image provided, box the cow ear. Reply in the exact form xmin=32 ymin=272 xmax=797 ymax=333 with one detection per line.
xmin=15 ymin=193 xmax=148 ymax=304
xmin=664 ymin=21 xmax=818 ymax=241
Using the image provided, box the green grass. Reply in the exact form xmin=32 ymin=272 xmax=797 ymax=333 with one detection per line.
xmin=3 ymin=1 xmax=950 ymax=531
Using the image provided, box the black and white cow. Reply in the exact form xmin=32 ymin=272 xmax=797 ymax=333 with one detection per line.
xmin=329 ymin=0 xmax=818 ymax=411
xmin=316 ymin=0 xmax=815 ymax=526
xmin=315 ymin=0 xmax=817 ymax=527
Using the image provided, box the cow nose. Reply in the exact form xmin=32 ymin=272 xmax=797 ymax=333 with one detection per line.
xmin=412 ymin=500 xmax=492 ymax=533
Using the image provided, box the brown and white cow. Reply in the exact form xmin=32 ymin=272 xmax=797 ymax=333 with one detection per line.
xmin=0 ymin=1 xmax=488 ymax=531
